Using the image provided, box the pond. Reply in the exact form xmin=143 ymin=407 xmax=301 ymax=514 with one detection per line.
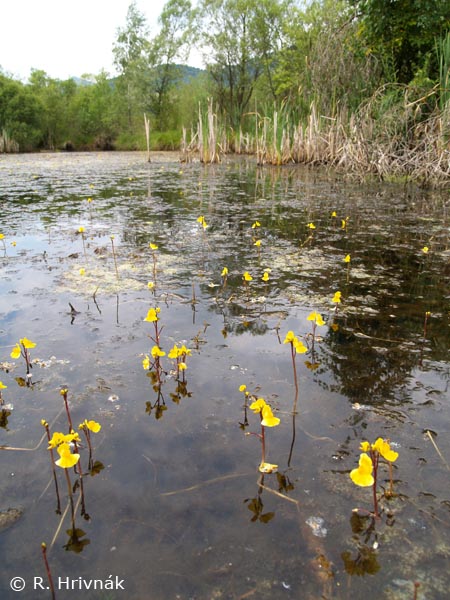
xmin=0 ymin=151 xmax=449 ymax=599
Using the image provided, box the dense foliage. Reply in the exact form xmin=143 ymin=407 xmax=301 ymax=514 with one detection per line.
xmin=0 ymin=0 xmax=449 ymax=164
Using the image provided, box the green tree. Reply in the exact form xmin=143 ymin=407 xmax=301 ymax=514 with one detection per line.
xmin=113 ymin=1 xmax=150 ymax=127
xmin=350 ymin=0 xmax=450 ymax=83
xmin=0 ymin=72 xmax=43 ymax=150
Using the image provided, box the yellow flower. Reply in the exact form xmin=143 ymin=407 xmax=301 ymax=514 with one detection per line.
xmin=251 ymin=221 xmax=261 ymax=228
xmin=20 ymin=337 xmax=36 ymax=349
xmin=147 ymin=281 xmax=155 ymax=290
xmin=47 ymin=431 xmax=80 ymax=450
xmin=261 ymin=404 xmax=280 ymax=427
xmin=10 ymin=344 xmax=21 ymax=359
xmin=78 ymin=226 xmax=85 ymax=233
xmin=350 ymin=453 xmax=374 ymax=487
xmin=262 ymin=272 xmax=269 ymax=282
xmin=243 ymin=272 xmax=253 ymax=282
xmin=87 ymin=197 xmax=93 ymax=203
xmin=79 ymin=268 xmax=86 ymax=276
xmin=332 ymin=291 xmax=342 ymax=303
xmin=254 ymin=240 xmax=261 ymax=247
xmin=307 ymin=311 xmax=325 ymax=326
xmin=149 ymin=243 xmax=158 ymax=250
xmin=55 ymin=442 xmax=80 ymax=469
xmin=168 ymin=344 xmax=179 ymax=359
xmin=0 ymin=381 xmax=7 ymax=390
xmin=422 ymin=246 xmax=429 ymax=254
xmin=150 ymin=345 xmax=166 ymax=359
xmin=144 ymin=307 xmax=160 ymax=322
xmin=283 ymin=330 xmax=296 ymax=344
xmin=142 ymin=355 xmax=150 ymax=370
xmin=293 ymin=338 xmax=307 ymax=354
xmin=331 ymin=211 xmax=337 ymax=217
xmin=341 ymin=219 xmax=347 ymax=229
xmin=40 ymin=419 xmax=48 ymax=427
xmin=373 ymin=438 xmax=398 ymax=462
xmin=0 ymin=233 xmax=4 ymax=240
xmin=360 ymin=441 xmax=371 ymax=452
xmin=221 ymin=267 xmax=228 ymax=277
xmin=307 ymin=222 xmax=316 ymax=229
xmin=11 ymin=241 xmax=16 ymax=247
xmin=239 ymin=384 xmax=247 ymax=392
xmin=344 ymin=254 xmax=351 ymax=263
xmin=178 ymin=362 xmax=187 ymax=371
xmin=79 ymin=419 xmax=101 ymax=433
xmin=179 ymin=345 xmax=191 ymax=357
xmin=249 ymin=398 xmax=266 ymax=414
xmin=197 ymin=215 xmax=208 ymax=229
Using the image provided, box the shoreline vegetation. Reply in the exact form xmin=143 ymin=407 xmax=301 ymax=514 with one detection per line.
xmin=1 ymin=0 xmax=450 ymax=186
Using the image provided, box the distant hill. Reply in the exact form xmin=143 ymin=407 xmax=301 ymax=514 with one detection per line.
xmin=71 ymin=65 xmax=204 ymax=87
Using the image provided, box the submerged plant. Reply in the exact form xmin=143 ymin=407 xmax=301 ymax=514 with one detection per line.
xmin=350 ymin=438 xmax=399 ymax=517
xmin=247 ymin=396 xmax=280 ymax=474
xmin=10 ymin=337 xmax=36 ymax=382
xmin=79 ymin=419 xmax=102 ymax=470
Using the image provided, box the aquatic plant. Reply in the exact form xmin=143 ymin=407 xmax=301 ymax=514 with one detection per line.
xmin=41 ymin=419 xmax=62 ymax=514
xmin=10 ymin=337 xmax=36 ymax=382
xmin=343 ymin=253 xmax=351 ymax=282
xmin=168 ymin=344 xmax=192 ymax=381
xmin=283 ymin=331 xmax=307 ymax=399
xmin=247 ymin=396 xmax=280 ymax=474
xmin=307 ymin=311 xmax=325 ymax=352
xmin=350 ymin=438 xmax=399 ymax=517
xmin=221 ymin=266 xmax=228 ymax=288
xmin=79 ymin=419 xmax=102 ymax=470
xmin=149 ymin=243 xmax=158 ymax=283
xmin=41 ymin=543 xmax=56 ymax=600
xmin=0 ymin=381 xmax=6 ymax=405
xmin=78 ymin=226 xmax=87 ymax=261
xmin=110 ymin=235 xmax=120 ymax=281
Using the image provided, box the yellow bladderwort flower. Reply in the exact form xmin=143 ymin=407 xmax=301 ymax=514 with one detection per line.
xmin=168 ymin=344 xmax=179 ymax=359
xmin=293 ymin=338 xmax=307 ymax=354
xmin=150 ymin=345 xmax=166 ymax=359
xmin=144 ymin=307 xmax=160 ymax=322
xmin=283 ymin=330 xmax=296 ymax=344
xmin=243 ymin=272 xmax=253 ymax=282
xmin=332 ymin=291 xmax=342 ymax=304
xmin=10 ymin=344 xmax=21 ymax=359
xmin=197 ymin=215 xmax=208 ymax=229
xmin=251 ymin=221 xmax=261 ymax=229
xmin=149 ymin=243 xmax=158 ymax=250
xmin=249 ymin=398 xmax=267 ymax=414
xmin=372 ymin=438 xmax=399 ymax=462
xmin=307 ymin=311 xmax=325 ymax=326
xmin=0 ymin=233 xmax=4 ymax=240
xmin=262 ymin=271 xmax=269 ymax=282
xmin=331 ymin=211 xmax=337 ymax=217
xmin=221 ymin=267 xmax=228 ymax=277
xmin=422 ymin=246 xmax=429 ymax=254
xmin=79 ymin=268 xmax=86 ymax=276
xmin=0 ymin=382 xmax=7 ymax=390
xmin=78 ymin=226 xmax=85 ymax=233
xmin=307 ymin=222 xmax=316 ymax=229
xmin=47 ymin=431 xmax=80 ymax=450
xmin=178 ymin=362 xmax=187 ymax=371
xmin=261 ymin=404 xmax=280 ymax=427
xmin=259 ymin=462 xmax=278 ymax=474
xmin=254 ymin=240 xmax=262 ymax=247
xmin=55 ymin=442 xmax=80 ymax=469
xmin=142 ymin=355 xmax=151 ymax=370
xmin=360 ymin=441 xmax=371 ymax=452
xmin=344 ymin=254 xmax=351 ymax=263
xmin=350 ymin=453 xmax=374 ymax=487
xmin=147 ymin=281 xmax=155 ymax=290
xmin=79 ymin=419 xmax=101 ymax=433
xmin=239 ymin=384 xmax=247 ymax=392
xmin=21 ymin=337 xmax=36 ymax=349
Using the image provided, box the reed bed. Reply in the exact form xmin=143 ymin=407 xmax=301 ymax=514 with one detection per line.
xmin=186 ymin=91 xmax=450 ymax=185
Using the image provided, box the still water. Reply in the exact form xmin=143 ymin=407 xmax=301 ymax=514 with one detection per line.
xmin=0 ymin=151 xmax=449 ymax=599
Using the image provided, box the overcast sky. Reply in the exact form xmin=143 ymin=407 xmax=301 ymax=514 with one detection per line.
xmin=0 ymin=0 xmax=202 ymax=82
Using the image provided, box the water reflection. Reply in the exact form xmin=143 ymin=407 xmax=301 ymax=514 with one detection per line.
xmin=1 ymin=152 xmax=449 ymax=599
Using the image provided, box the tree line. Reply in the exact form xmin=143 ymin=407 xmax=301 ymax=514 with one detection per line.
xmin=1 ymin=0 xmax=449 ymax=159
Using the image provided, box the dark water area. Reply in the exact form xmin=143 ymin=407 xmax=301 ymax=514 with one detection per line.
xmin=0 ymin=151 xmax=449 ymax=599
